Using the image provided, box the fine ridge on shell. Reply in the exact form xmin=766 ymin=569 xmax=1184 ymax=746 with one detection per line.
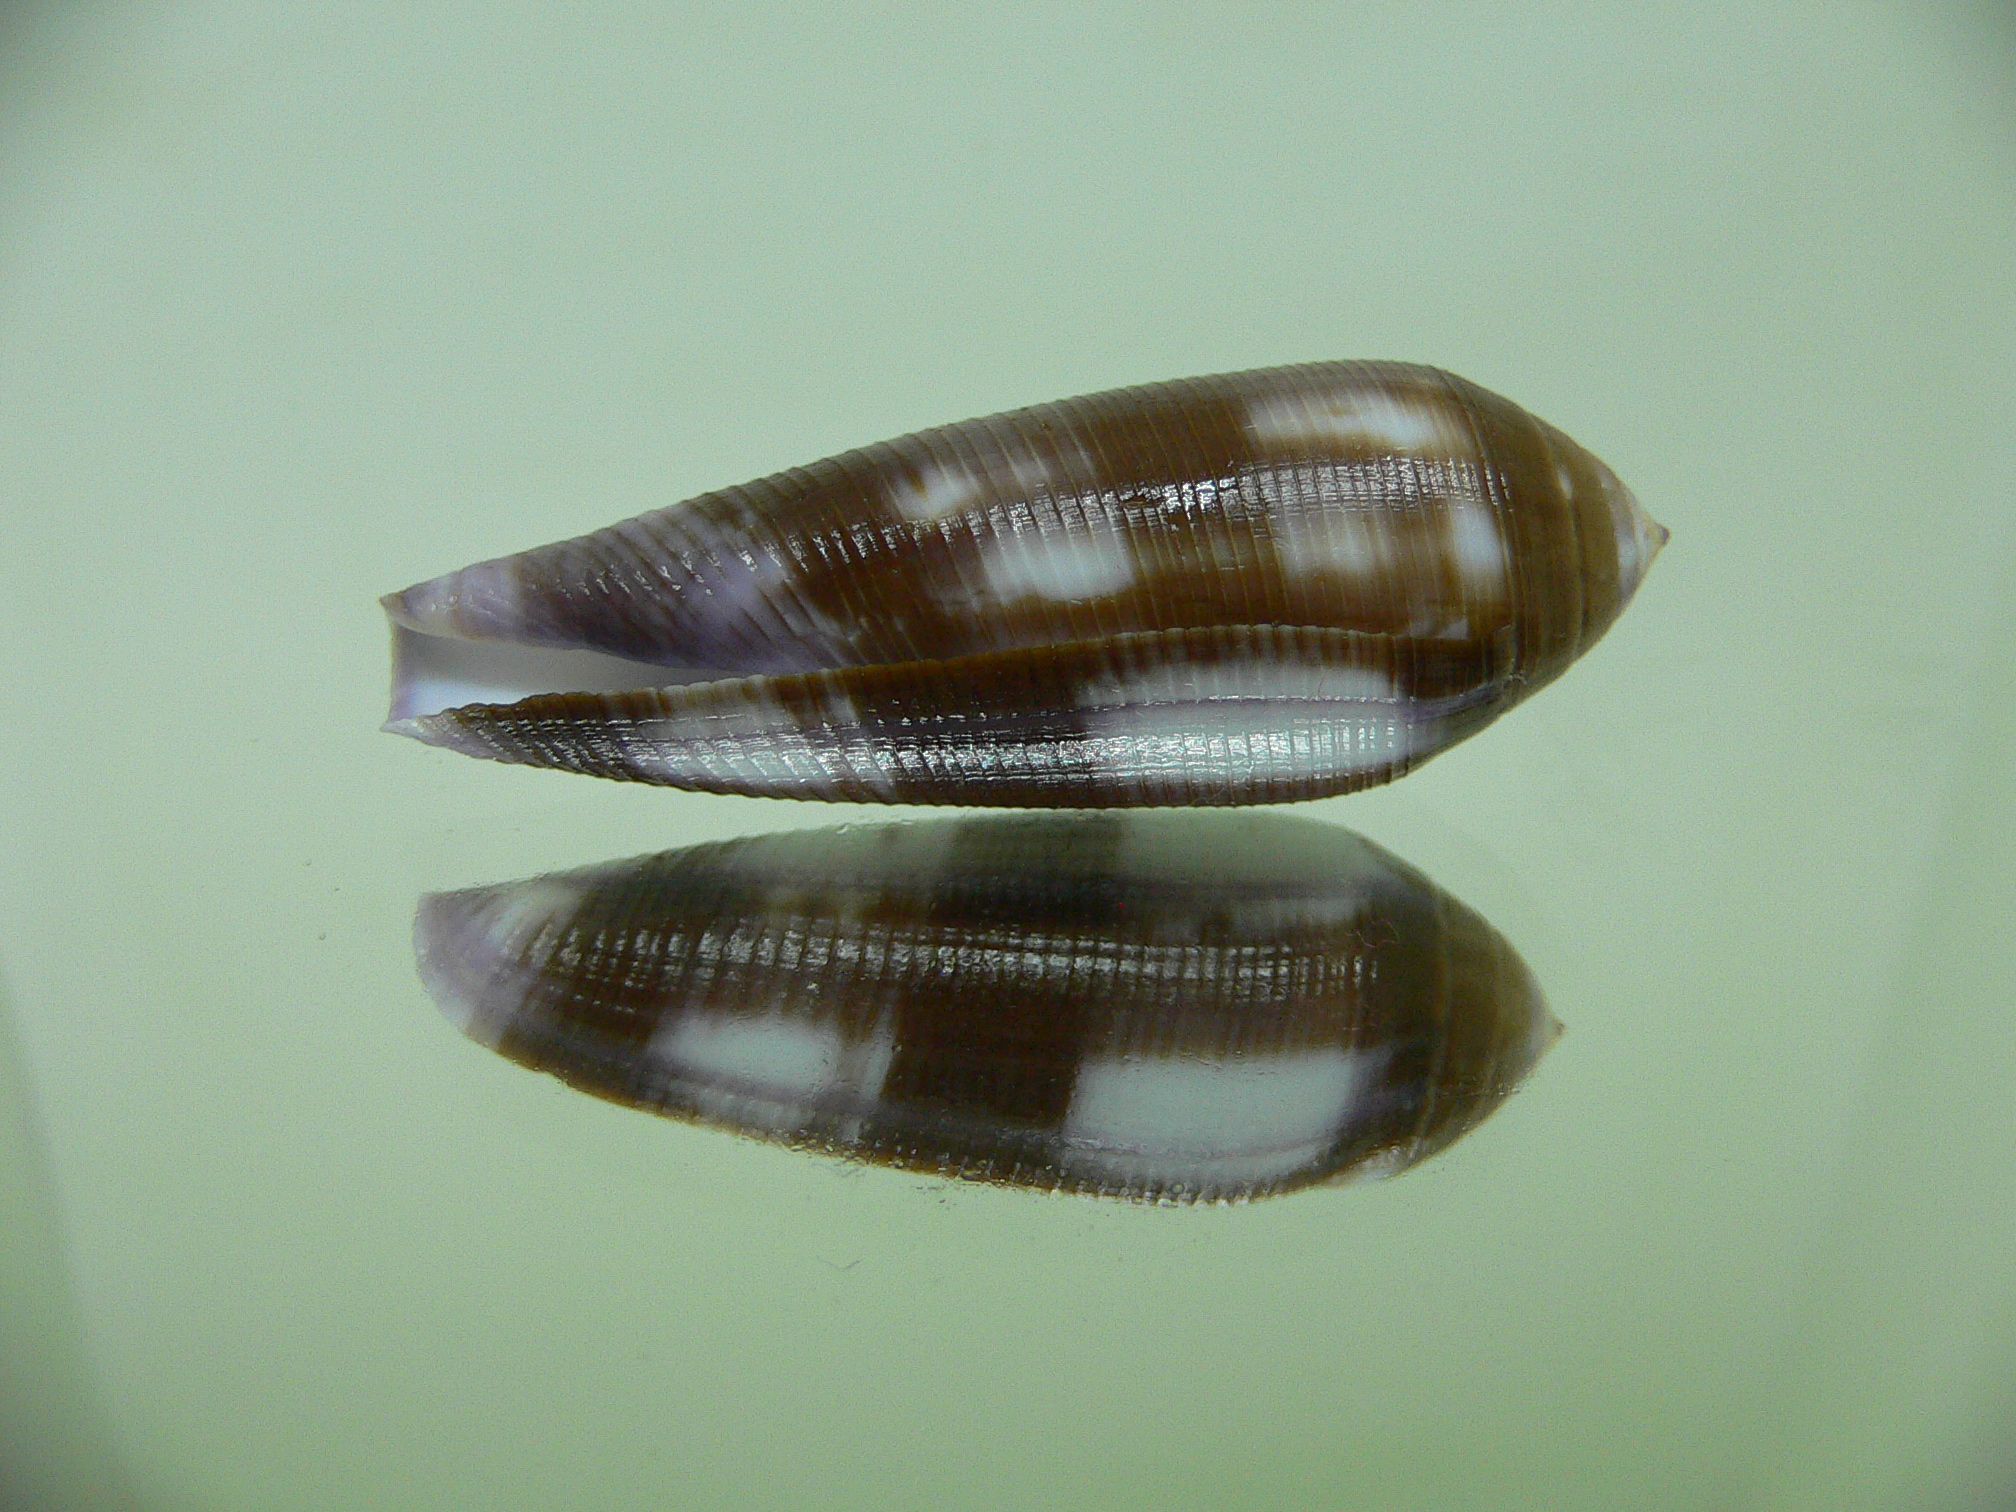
xmin=383 ymin=360 xmax=1666 ymax=806
xmin=415 ymin=811 xmax=1561 ymax=1202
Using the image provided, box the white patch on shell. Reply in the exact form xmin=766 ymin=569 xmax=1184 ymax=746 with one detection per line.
xmin=1271 ymin=506 xmax=1391 ymax=581
xmin=1245 ymin=388 xmax=1472 ymax=457
xmin=1074 ymin=659 xmax=1417 ymax=785
xmin=1246 ymin=453 xmax=1509 ymax=592
xmin=637 ymin=681 xmax=898 ymax=798
xmin=977 ymin=507 xmax=1137 ymax=604
xmin=479 ymin=879 xmax=584 ymax=959
xmin=651 ymin=1011 xmax=845 ymax=1134
xmin=423 ymin=879 xmax=585 ymax=1046
xmin=1217 ymin=890 xmax=1373 ymax=937
xmin=1000 ymin=444 xmax=1058 ymax=493
xmin=887 ymin=462 xmax=985 ymax=523
xmin=1058 ymin=1047 xmax=1390 ymax=1191
xmin=1445 ymin=497 xmax=1505 ymax=587
xmin=689 ymin=547 xmax=840 ymax=671
xmin=1605 ymin=470 xmax=1666 ymax=601
xmin=833 ymin=1010 xmax=899 ymax=1145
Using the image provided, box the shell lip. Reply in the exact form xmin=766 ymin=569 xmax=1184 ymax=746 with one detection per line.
xmin=380 ymin=616 xmax=1528 ymax=809
xmin=381 ymin=620 xmax=1513 ymax=739
xmin=379 ymin=589 xmax=427 ymax=633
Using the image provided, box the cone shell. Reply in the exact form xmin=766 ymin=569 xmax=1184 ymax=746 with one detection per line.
xmin=384 ymin=361 xmax=1664 ymax=806
xmin=416 ymin=813 xmax=1559 ymax=1202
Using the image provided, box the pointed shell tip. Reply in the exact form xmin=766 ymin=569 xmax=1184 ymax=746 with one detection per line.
xmin=380 ymin=588 xmax=420 ymax=629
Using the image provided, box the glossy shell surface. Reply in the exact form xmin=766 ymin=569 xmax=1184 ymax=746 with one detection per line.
xmin=384 ymin=361 xmax=1665 ymax=806
xmin=416 ymin=813 xmax=1559 ymax=1202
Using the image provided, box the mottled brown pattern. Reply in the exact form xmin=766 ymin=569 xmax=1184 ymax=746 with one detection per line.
xmin=417 ymin=813 xmax=1559 ymax=1202
xmin=386 ymin=361 xmax=1662 ymax=803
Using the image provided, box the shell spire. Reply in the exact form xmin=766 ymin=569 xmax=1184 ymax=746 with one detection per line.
xmin=383 ymin=361 xmax=1664 ymax=805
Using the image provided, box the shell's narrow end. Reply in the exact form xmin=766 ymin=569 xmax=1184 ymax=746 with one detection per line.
xmin=1459 ymin=933 xmax=1559 ymax=1101
xmin=381 ymin=709 xmax=443 ymax=741
xmin=413 ymin=876 xmax=587 ymax=1048
xmin=382 ymin=561 xmax=522 ymax=639
xmin=1537 ymin=1009 xmax=1567 ymax=1067
xmin=381 ymin=706 xmax=500 ymax=764
xmin=412 ymin=887 xmax=499 ymax=1040
xmin=1605 ymin=471 xmax=1668 ymax=605
xmin=1508 ymin=955 xmax=1562 ymax=1083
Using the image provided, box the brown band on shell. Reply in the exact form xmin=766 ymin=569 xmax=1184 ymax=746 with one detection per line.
xmin=416 ymin=813 xmax=1559 ymax=1201
xmin=384 ymin=361 xmax=1662 ymax=805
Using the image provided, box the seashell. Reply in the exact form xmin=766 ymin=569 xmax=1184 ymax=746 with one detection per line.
xmin=415 ymin=812 xmax=1559 ymax=1203
xmin=384 ymin=361 xmax=1665 ymax=806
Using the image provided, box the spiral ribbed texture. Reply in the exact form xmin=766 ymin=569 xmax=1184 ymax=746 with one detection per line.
xmin=415 ymin=813 xmax=1558 ymax=1202
xmin=385 ymin=361 xmax=1663 ymax=804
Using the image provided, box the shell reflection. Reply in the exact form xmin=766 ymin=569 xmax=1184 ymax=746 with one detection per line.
xmin=417 ymin=813 xmax=1558 ymax=1202
xmin=384 ymin=361 xmax=1664 ymax=807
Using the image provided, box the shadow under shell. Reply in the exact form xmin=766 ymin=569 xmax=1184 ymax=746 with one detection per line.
xmin=415 ymin=811 xmax=1559 ymax=1203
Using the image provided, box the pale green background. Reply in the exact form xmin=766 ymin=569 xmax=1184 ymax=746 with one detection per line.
xmin=3 ymin=4 xmax=2014 ymax=1509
